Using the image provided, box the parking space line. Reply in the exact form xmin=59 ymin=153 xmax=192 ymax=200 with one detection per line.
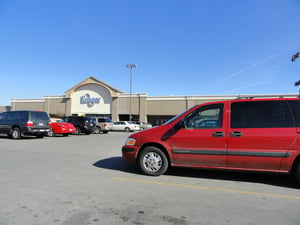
xmin=114 ymin=177 xmax=300 ymax=200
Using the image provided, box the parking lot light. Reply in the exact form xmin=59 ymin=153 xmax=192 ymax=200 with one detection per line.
xmin=126 ymin=64 xmax=137 ymax=122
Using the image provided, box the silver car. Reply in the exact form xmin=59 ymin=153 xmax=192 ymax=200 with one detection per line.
xmin=93 ymin=117 xmax=113 ymax=134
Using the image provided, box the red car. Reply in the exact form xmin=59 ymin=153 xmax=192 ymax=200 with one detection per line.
xmin=48 ymin=118 xmax=76 ymax=137
xmin=122 ymin=97 xmax=300 ymax=185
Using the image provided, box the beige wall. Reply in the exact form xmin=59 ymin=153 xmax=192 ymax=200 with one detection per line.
xmin=44 ymin=96 xmax=70 ymax=116
xmin=11 ymin=100 xmax=45 ymax=111
xmin=5 ymin=77 xmax=299 ymax=124
xmin=0 ymin=105 xmax=11 ymax=112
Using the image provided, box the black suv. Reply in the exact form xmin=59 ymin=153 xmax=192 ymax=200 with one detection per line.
xmin=0 ymin=110 xmax=50 ymax=139
xmin=63 ymin=116 xmax=96 ymax=135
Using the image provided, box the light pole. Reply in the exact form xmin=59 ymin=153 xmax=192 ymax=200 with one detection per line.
xmin=126 ymin=64 xmax=137 ymax=122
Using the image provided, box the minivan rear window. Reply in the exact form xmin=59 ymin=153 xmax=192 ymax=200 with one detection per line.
xmin=231 ymin=101 xmax=294 ymax=128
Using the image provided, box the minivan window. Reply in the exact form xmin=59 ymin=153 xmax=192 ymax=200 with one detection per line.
xmin=287 ymin=100 xmax=300 ymax=127
xmin=231 ymin=101 xmax=294 ymax=128
xmin=184 ymin=104 xmax=223 ymax=128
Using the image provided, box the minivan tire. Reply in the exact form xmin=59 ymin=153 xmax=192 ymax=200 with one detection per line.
xmin=138 ymin=146 xmax=168 ymax=176
xmin=293 ymin=160 xmax=300 ymax=185
xmin=12 ymin=127 xmax=21 ymax=139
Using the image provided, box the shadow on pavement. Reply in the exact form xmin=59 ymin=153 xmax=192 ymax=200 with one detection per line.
xmin=93 ymin=157 xmax=299 ymax=189
xmin=93 ymin=156 xmax=139 ymax=174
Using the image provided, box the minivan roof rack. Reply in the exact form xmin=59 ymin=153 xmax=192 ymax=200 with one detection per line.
xmin=235 ymin=94 xmax=300 ymax=99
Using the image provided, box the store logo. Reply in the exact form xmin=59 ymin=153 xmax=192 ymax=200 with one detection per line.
xmin=80 ymin=93 xmax=100 ymax=107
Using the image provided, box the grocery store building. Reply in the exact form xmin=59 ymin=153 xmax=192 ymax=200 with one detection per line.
xmin=4 ymin=77 xmax=297 ymax=125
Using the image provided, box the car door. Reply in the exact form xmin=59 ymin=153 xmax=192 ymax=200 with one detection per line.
xmin=168 ymin=103 xmax=227 ymax=167
xmin=227 ymin=100 xmax=297 ymax=171
xmin=0 ymin=112 xmax=8 ymax=134
xmin=113 ymin=122 xmax=123 ymax=131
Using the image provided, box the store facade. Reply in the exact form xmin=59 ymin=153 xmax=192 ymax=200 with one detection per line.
xmin=5 ymin=76 xmax=296 ymax=125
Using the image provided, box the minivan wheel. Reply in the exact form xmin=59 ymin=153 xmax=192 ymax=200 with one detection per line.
xmin=293 ymin=160 xmax=300 ymax=185
xmin=138 ymin=146 xmax=168 ymax=176
xmin=12 ymin=127 xmax=21 ymax=139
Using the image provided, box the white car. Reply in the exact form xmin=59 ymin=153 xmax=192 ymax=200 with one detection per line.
xmin=132 ymin=121 xmax=153 ymax=130
xmin=111 ymin=121 xmax=140 ymax=132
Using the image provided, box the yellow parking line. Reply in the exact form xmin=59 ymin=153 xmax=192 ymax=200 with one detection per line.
xmin=114 ymin=177 xmax=300 ymax=200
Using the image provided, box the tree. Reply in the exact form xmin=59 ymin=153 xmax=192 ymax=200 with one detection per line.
xmin=292 ymin=52 xmax=300 ymax=92
xmin=292 ymin=52 xmax=300 ymax=62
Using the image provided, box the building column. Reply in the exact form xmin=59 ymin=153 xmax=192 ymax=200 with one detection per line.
xmin=138 ymin=94 xmax=147 ymax=122
xmin=111 ymin=97 xmax=119 ymax=121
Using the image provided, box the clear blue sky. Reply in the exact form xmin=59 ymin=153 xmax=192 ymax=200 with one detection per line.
xmin=0 ymin=0 xmax=300 ymax=106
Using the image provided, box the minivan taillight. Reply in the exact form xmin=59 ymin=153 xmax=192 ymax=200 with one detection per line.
xmin=26 ymin=121 xmax=34 ymax=127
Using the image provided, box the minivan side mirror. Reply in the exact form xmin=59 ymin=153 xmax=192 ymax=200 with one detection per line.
xmin=174 ymin=119 xmax=185 ymax=130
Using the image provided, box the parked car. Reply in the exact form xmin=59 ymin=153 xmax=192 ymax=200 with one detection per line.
xmin=122 ymin=97 xmax=300 ymax=185
xmin=63 ymin=116 xmax=96 ymax=135
xmin=93 ymin=117 xmax=113 ymax=134
xmin=0 ymin=110 xmax=50 ymax=139
xmin=48 ymin=118 xmax=76 ymax=137
xmin=132 ymin=121 xmax=152 ymax=130
xmin=111 ymin=121 xmax=140 ymax=132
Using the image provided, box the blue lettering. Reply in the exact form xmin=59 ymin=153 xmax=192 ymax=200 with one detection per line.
xmin=80 ymin=94 xmax=101 ymax=107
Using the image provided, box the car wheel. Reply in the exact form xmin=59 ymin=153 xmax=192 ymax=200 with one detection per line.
xmin=94 ymin=127 xmax=101 ymax=134
xmin=138 ymin=146 xmax=168 ymax=176
xmin=75 ymin=127 xmax=81 ymax=135
xmin=12 ymin=127 xmax=21 ymax=139
xmin=124 ymin=127 xmax=130 ymax=132
xmin=48 ymin=129 xmax=55 ymax=137
xmin=36 ymin=134 xmax=44 ymax=138
xmin=293 ymin=160 xmax=300 ymax=185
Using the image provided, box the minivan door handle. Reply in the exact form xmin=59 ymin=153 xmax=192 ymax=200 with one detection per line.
xmin=212 ymin=131 xmax=224 ymax=137
xmin=230 ymin=131 xmax=243 ymax=137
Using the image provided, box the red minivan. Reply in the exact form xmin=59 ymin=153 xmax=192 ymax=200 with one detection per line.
xmin=122 ymin=98 xmax=300 ymax=184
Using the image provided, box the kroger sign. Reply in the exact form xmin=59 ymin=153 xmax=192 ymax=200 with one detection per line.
xmin=80 ymin=93 xmax=101 ymax=107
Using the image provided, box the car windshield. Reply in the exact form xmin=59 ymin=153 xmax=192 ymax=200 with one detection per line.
xmin=86 ymin=117 xmax=94 ymax=122
xmin=55 ymin=119 xmax=65 ymax=123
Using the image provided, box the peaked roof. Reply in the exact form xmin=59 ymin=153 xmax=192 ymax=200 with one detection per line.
xmin=65 ymin=77 xmax=123 ymax=98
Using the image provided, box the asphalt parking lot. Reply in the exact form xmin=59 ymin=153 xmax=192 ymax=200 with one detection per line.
xmin=0 ymin=132 xmax=300 ymax=225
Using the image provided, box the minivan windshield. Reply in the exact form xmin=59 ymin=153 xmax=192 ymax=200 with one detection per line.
xmin=164 ymin=105 xmax=198 ymax=125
